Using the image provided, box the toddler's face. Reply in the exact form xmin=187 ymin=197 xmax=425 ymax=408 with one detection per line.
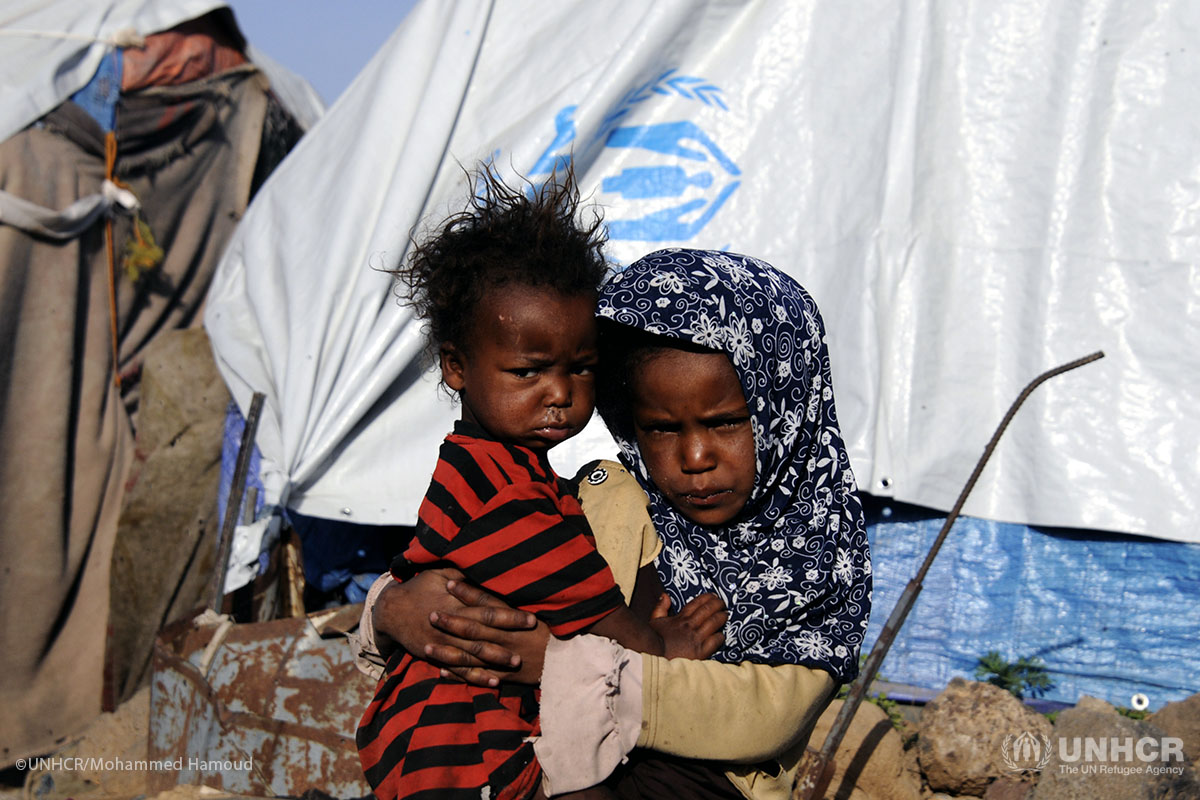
xmin=441 ymin=284 xmax=597 ymax=450
xmin=629 ymin=349 xmax=755 ymax=527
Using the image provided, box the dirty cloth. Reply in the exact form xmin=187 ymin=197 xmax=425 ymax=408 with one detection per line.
xmin=0 ymin=66 xmax=269 ymax=765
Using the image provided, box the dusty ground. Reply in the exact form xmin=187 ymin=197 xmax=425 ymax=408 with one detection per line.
xmin=1 ymin=689 xmax=264 ymax=800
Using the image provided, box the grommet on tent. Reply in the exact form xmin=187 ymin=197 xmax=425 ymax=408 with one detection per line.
xmin=1130 ymin=692 xmax=1150 ymax=711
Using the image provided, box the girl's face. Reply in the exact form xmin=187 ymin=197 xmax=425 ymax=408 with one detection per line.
xmin=629 ymin=348 xmax=755 ymax=527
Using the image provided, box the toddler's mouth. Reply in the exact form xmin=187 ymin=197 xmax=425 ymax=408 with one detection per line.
xmin=533 ymin=424 xmax=573 ymax=443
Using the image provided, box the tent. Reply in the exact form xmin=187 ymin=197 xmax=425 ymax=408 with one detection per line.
xmin=0 ymin=0 xmax=322 ymax=765
xmin=206 ymin=0 xmax=1199 ymax=709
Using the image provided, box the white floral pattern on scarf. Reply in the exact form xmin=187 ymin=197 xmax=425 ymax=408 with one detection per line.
xmin=599 ymin=249 xmax=871 ymax=681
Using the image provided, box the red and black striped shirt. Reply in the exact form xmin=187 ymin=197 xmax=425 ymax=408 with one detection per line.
xmin=357 ymin=422 xmax=623 ymax=800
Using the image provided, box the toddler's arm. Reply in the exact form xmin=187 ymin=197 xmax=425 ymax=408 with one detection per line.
xmin=585 ymin=567 xmax=726 ymax=660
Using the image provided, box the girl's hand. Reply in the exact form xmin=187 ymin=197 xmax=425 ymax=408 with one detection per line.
xmin=373 ymin=569 xmax=545 ymax=686
xmin=427 ymin=579 xmax=551 ymax=685
xmin=648 ymin=592 xmax=727 ymax=660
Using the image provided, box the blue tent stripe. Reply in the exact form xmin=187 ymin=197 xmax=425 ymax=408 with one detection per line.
xmin=863 ymin=499 xmax=1200 ymax=710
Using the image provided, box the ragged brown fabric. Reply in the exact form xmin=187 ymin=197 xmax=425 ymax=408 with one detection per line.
xmin=121 ymin=11 xmax=248 ymax=92
xmin=104 ymin=328 xmax=229 ymax=707
xmin=0 ymin=66 xmax=270 ymax=765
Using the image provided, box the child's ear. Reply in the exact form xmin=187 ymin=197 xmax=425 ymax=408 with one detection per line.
xmin=440 ymin=343 xmax=466 ymax=391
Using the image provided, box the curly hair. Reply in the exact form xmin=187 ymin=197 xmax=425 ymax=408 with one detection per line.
xmin=395 ymin=164 xmax=609 ymax=358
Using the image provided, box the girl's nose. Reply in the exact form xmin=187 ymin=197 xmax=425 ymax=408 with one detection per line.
xmin=680 ymin=432 xmax=715 ymax=472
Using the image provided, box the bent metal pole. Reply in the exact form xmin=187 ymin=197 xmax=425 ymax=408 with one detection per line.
xmin=208 ymin=391 xmax=267 ymax=612
xmin=794 ymin=350 xmax=1105 ymax=800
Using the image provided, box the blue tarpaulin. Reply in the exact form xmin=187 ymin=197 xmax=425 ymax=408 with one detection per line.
xmin=863 ymin=499 xmax=1200 ymax=711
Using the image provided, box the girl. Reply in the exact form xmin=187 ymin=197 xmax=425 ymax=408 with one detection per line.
xmin=595 ymin=248 xmax=870 ymax=672
xmin=361 ymin=248 xmax=872 ymax=798
xmin=357 ymin=176 xmax=726 ymax=800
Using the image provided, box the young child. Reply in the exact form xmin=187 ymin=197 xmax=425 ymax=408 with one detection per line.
xmin=595 ymin=248 xmax=871 ymax=677
xmin=356 ymin=171 xmax=726 ymax=800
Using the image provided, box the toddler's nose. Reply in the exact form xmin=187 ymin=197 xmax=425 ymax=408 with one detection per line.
xmin=544 ymin=374 xmax=572 ymax=407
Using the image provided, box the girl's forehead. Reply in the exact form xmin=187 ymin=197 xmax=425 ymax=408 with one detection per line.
xmin=632 ymin=346 xmax=733 ymax=380
xmin=630 ymin=347 xmax=749 ymax=408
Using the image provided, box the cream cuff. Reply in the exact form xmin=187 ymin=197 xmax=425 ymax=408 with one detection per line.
xmin=349 ymin=572 xmax=394 ymax=680
xmin=534 ymin=634 xmax=643 ymax=796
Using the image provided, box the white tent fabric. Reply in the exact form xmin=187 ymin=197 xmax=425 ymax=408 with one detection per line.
xmin=206 ymin=0 xmax=1199 ymax=573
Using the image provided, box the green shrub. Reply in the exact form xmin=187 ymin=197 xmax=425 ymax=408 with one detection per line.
xmin=974 ymin=650 xmax=1054 ymax=699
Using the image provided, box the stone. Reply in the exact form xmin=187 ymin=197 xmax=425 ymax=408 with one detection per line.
xmin=1073 ymin=696 xmax=1115 ymax=715
xmin=1149 ymin=693 xmax=1200 ymax=763
xmin=1032 ymin=706 xmax=1200 ymax=800
xmin=918 ymin=677 xmax=1052 ymax=796
xmin=804 ymin=697 xmax=923 ymax=800
xmin=984 ymin=777 xmax=1033 ymax=800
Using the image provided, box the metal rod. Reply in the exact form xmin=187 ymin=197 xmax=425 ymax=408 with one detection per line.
xmin=795 ymin=350 xmax=1104 ymax=799
xmin=208 ymin=392 xmax=266 ymax=612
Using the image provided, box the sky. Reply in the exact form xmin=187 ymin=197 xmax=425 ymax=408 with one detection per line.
xmin=225 ymin=0 xmax=419 ymax=107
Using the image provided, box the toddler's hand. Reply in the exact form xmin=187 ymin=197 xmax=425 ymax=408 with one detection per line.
xmin=649 ymin=592 xmax=727 ymax=660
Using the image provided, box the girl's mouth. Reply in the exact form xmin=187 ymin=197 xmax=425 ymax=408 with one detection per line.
xmin=682 ymin=490 xmax=730 ymax=507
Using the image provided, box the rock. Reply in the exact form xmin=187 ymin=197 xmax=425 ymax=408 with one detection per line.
xmin=147 ymin=786 xmax=261 ymax=800
xmin=1149 ymin=693 xmax=1200 ymax=763
xmin=918 ymin=677 xmax=1052 ymax=796
xmin=1032 ymin=706 xmax=1200 ymax=800
xmin=804 ymin=697 xmax=923 ymax=800
xmin=1073 ymin=696 xmax=1115 ymax=715
xmin=984 ymin=777 xmax=1034 ymax=800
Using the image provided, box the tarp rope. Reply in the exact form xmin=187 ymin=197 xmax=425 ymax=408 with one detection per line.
xmin=104 ymin=131 xmax=122 ymax=389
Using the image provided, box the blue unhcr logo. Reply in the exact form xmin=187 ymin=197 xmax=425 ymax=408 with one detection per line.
xmin=530 ymin=69 xmax=740 ymax=242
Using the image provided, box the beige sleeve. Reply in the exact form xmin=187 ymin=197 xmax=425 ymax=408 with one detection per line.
xmin=575 ymin=460 xmax=660 ymax=603
xmin=578 ymin=459 xmax=835 ymax=765
xmin=639 ymin=655 xmax=836 ymax=763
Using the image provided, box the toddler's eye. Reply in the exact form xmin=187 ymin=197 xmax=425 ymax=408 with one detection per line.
xmin=573 ymin=362 xmax=597 ymax=376
xmin=508 ymin=367 xmax=537 ymax=378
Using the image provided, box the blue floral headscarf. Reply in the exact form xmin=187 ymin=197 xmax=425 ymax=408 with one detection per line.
xmin=597 ymin=249 xmax=871 ymax=682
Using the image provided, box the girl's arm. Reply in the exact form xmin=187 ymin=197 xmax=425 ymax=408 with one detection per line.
xmin=362 ymin=563 xmax=726 ymax=685
xmin=361 ymin=569 xmax=548 ymax=685
xmin=533 ymin=634 xmax=836 ymax=797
